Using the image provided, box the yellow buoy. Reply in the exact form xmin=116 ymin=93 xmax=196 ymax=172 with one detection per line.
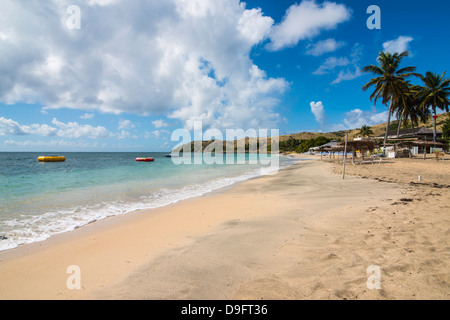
xmin=38 ymin=156 xmax=66 ymax=162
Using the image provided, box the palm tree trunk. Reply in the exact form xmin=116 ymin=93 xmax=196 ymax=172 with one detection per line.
xmin=411 ymin=116 xmax=416 ymax=135
xmin=384 ymin=98 xmax=393 ymax=151
xmin=397 ymin=109 xmax=405 ymax=138
xmin=433 ymin=108 xmax=437 ymax=147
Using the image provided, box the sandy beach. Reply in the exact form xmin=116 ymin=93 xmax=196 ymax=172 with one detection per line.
xmin=0 ymin=155 xmax=448 ymax=300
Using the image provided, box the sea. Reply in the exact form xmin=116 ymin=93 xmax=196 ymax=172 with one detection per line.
xmin=0 ymin=152 xmax=299 ymax=251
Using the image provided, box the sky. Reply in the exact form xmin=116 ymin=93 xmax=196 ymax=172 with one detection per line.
xmin=0 ymin=0 xmax=449 ymax=152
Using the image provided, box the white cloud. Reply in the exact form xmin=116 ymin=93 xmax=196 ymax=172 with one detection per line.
xmin=152 ymin=119 xmax=169 ymax=128
xmin=0 ymin=0 xmax=288 ymax=131
xmin=314 ymin=43 xmax=364 ymax=84
xmin=310 ymin=101 xmax=327 ymax=126
xmin=0 ymin=116 xmax=117 ymax=140
xmin=117 ymin=130 xmax=138 ymax=139
xmin=87 ymin=0 xmax=120 ymax=6
xmin=383 ymin=36 xmax=414 ymax=54
xmin=118 ymin=119 xmax=135 ymax=130
xmin=343 ymin=108 xmax=389 ymax=129
xmin=332 ymin=67 xmax=362 ymax=84
xmin=268 ymin=1 xmax=351 ymax=51
xmin=51 ymin=118 xmax=113 ymax=139
xmin=306 ymin=38 xmax=345 ymax=56
xmin=237 ymin=7 xmax=274 ymax=46
xmin=322 ymin=107 xmax=389 ymax=132
xmin=152 ymin=130 xmax=162 ymax=139
xmin=80 ymin=113 xmax=95 ymax=120
xmin=150 ymin=130 xmax=170 ymax=139
xmin=313 ymin=57 xmax=350 ymax=75
xmin=330 ymin=43 xmax=363 ymax=84
xmin=0 ymin=117 xmax=57 ymax=136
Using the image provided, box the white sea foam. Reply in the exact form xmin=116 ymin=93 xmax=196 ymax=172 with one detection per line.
xmin=0 ymin=157 xmax=300 ymax=252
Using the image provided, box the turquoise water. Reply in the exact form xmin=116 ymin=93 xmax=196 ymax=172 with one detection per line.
xmin=0 ymin=152 xmax=297 ymax=251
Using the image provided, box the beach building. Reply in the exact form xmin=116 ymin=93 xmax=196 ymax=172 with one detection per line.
xmin=309 ymin=140 xmax=339 ymax=154
xmin=374 ymin=126 xmax=442 ymax=141
xmin=374 ymin=127 xmax=445 ymax=156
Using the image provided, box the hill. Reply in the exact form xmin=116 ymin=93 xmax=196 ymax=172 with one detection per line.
xmin=172 ymin=112 xmax=450 ymax=153
xmin=280 ymin=112 xmax=450 ymax=142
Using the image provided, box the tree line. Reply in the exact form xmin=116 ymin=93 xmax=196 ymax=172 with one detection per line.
xmin=279 ymin=136 xmax=332 ymax=154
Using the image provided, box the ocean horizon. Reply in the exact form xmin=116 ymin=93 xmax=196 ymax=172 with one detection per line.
xmin=0 ymin=152 xmax=298 ymax=251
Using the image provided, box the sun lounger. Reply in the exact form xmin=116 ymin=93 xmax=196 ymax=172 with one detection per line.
xmin=360 ymin=155 xmax=383 ymax=165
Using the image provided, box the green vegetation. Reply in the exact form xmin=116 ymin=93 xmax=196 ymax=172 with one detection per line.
xmin=362 ymin=51 xmax=450 ymax=146
xmin=442 ymin=117 xmax=450 ymax=139
xmin=362 ymin=51 xmax=419 ymax=147
xmin=359 ymin=125 xmax=374 ymax=138
xmin=416 ymin=71 xmax=450 ymax=142
xmin=279 ymin=136 xmax=332 ymax=154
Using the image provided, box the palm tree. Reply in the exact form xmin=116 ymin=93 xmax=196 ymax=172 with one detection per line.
xmin=359 ymin=125 xmax=374 ymax=138
xmin=394 ymin=84 xmax=430 ymax=137
xmin=362 ymin=51 xmax=419 ymax=148
xmin=416 ymin=71 xmax=450 ymax=144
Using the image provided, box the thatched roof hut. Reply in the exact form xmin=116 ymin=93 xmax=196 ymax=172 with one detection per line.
xmin=315 ymin=140 xmax=377 ymax=161
xmin=397 ymin=140 xmax=449 ymax=151
xmin=397 ymin=140 xmax=449 ymax=159
xmin=315 ymin=140 xmax=376 ymax=153
xmin=374 ymin=126 xmax=442 ymax=140
xmin=337 ymin=140 xmax=376 ymax=152
xmin=329 ymin=145 xmax=346 ymax=152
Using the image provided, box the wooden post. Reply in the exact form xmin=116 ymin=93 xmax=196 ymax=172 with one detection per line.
xmin=352 ymin=147 xmax=355 ymax=165
xmin=343 ymin=134 xmax=348 ymax=179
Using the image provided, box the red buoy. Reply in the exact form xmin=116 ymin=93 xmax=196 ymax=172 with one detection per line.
xmin=136 ymin=157 xmax=154 ymax=162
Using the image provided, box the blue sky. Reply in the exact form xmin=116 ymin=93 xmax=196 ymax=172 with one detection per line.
xmin=0 ymin=0 xmax=449 ymax=152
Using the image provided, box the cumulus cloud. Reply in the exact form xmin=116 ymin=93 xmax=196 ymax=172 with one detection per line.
xmin=310 ymin=101 xmax=328 ymax=126
xmin=306 ymin=38 xmax=345 ymax=56
xmin=118 ymin=119 xmax=135 ymax=130
xmin=51 ymin=118 xmax=113 ymax=139
xmin=152 ymin=119 xmax=169 ymax=128
xmin=0 ymin=0 xmax=288 ymax=131
xmin=1 ymin=117 xmax=113 ymax=139
xmin=343 ymin=108 xmax=389 ymax=129
xmin=0 ymin=117 xmax=57 ymax=136
xmin=319 ymin=106 xmax=389 ymax=132
xmin=268 ymin=1 xmax=351 ymax=51
xmin=237 ymin=7 xmax=274 ymax=46
xmin=383 ymin=36 xmax=414 ymax=54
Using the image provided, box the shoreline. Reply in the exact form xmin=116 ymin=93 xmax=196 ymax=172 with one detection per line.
xmin=0 ymin=155 xmax=448 ymax=300
xmin=0 ymin=155 xmax=310 ymax=299
xmin=0 ymin=153 xmax=302 ymax=254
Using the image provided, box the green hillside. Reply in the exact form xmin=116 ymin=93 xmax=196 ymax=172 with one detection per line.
xmin=173 ymin=112 xmax=450 ymax=153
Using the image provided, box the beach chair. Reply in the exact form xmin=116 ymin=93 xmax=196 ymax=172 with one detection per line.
xmin=360 ymin=155 xmax=383 ymax=165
